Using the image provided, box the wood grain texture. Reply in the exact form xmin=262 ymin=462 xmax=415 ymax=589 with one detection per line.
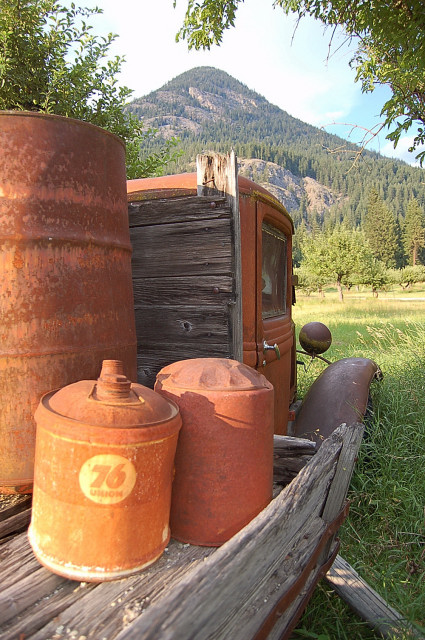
xmin=319 ymin=422 xmax=364 ymax=565
xmin=326 ymin=555 xmax=424 ymax=639
xmin=196 ymin=152 xmax=243 ymax=362
xmin=129 ymin=155 xmax=244 ymax=383
xmin=0 ymin=494 xmax=31 ymax=518
xmin=273 ymin=434 xmax=317 ymax=484
xmin=132 ymin=275 xmax=234 ymax=308
xmin=130 ymin=218 xmax=234 ymax=278
xmin=135 ymin=306 xmax=231 ymax=346
xmin=137 ymin=346 xmax=231 ymax=388
xmin=0 ymin=507 xmax=31 ymax=539
xmin=129 ymin=196 xmax=228 ymax=227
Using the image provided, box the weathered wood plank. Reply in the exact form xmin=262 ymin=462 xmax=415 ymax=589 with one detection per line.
xmin=25 ymin=541 xmax=215 ymax=640
xmin=273 ymin=435 xmax=317 ymax=485
xmin=0 ymin=494 xmax=31 ymax=519
xmin=321 ymin=423 xmax=364 ymax=524
xmin=273 ymin=435 xmax=317 ymax=456
xmin=319 ymin=422 xmax=364 ymax=564
xmin=209 ymin=517 xmax=327 ymax=640
xmin=196 ymin=152 xmax=243 ymax=362
xmin=114 ymin=430 xmax=343 ymax=640
xmin=137 ymin=346 xmax=231 ymax=388
xmin=135 ymin=306 xmax=231 ymax=346
xmin=0 ymin=567 xmax=66 ymax=625
xmin=326 ymin=555 xmax=424 ymax=639
xmin=267 ymin=540 xmax=340 ymax=640
xmin=132 ymin=275 xmax=234 ymax=308
xmin=0 ymin=507 xmax=31 ymax=539
xmin=196 ymin=152 xmax=243 ymax=363
xmin=130 ymin=217 xmax=233 ymax=278
xmin=0 ymin=532 xmax=41 ymax=587
xmin=0 ymin=581 xmax=93 ymax=640
xmin=128 ymin=196 xmax=229 ymax=227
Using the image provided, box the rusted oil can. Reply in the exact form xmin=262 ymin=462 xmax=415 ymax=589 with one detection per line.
xmin=155 ymin=358 xmax=274 ymax=546
xmin=28 ymin=360 xmax=181 ymax=581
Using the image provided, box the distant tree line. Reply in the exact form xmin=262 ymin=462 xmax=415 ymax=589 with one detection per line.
xmin=294 ymin=195 xmax=425 ymax=300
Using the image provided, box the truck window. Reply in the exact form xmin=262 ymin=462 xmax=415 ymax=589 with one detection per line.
xmin=262 ymin=223 xmax=287 ymax=318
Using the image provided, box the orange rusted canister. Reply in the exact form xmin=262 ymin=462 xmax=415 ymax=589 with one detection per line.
xmin=155 ymin=358 xmax=274 ymax=546
xmin=0 ymin=112 xmax=137 ymax=494
xmin=28 ymin=360 xmax=181 ymax=581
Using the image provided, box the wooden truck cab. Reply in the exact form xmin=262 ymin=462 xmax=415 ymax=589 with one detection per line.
xmin=127 ymin=153 xmax=295 ymax=435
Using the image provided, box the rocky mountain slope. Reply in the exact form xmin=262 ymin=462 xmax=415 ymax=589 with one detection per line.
xmin=237 ymin=158 xmax=344 ymax=214
xmin=127 ymin=67 xmax=424 ymax=225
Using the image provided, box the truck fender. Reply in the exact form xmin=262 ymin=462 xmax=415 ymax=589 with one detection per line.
xmin=293 ymin=357 xmax=381 ymax=447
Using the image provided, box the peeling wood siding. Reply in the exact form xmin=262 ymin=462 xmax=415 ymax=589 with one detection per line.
xmin=129 ymin=196 xmax=238 ymax=388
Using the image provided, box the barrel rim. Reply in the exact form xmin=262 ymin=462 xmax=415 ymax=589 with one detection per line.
xmin=0 ymin=110 xmax=125 ymax=149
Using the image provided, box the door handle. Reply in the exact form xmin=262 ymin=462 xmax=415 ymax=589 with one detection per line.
xmin=263 ymin=340 xmax=281 ymax=360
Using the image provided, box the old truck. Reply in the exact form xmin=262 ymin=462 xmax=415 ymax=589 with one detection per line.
xmin=127 ymin=151 xmax=379 ymax=443
xmin=0 ymin=152 xmax=382 ymax=640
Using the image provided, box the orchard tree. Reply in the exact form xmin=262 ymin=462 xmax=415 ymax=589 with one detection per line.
xmin=359 ymin=255 xmax=388 ymax=298
xmin=396 ymin=264 xmax=425 ymax=289
xmin=174 ymin=0 xmax=425 ymax=164
xmin=301 ymin=227 xmax=372 ymax=302
xmin=363 ymin=189 xmax=398 ymax=268
xmin=0 ymin=0 xmax=180 ymax=178
xmin=294 ymin=264 xmax=327 ymax=297
xmin=403 ymin=198 xmax=425 ymax=265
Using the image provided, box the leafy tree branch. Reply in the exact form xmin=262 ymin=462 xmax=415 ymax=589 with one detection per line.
xmin=0 ymin=0 xmax=180 ymax=178
xmin=174 ymin=0 xmax=425 ymax=164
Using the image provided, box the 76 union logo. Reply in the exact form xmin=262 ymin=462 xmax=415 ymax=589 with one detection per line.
xmin=79 ymin=454 xmax=137 ymax=504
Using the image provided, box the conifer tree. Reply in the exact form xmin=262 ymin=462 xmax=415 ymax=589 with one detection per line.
xmin=403 ymin=198 xmax=425 ymax=265
xmin=363 ymin=190 xmax=398 ymax=268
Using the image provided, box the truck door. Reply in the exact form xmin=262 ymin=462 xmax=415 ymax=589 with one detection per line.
xmin=256 ymin=202 xmax=293 ymax=435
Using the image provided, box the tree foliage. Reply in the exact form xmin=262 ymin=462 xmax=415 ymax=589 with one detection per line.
xmin=174 ymin=0 xmax=425 ymax=164
xmin=0 ymin=0 xmax=180 ymax=178
xmin=403 ymin=198 xmax=425 ymax=265
xmin=363 ymin=189 xmax=398 ymax=268
xmin=301 ymin=227 xmax=372 ymax=301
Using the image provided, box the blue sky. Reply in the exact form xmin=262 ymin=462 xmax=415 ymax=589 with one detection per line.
xmin=86 ymin=0 xmax=419 ymax=165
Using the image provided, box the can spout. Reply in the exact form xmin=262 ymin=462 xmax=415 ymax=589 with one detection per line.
xmin=96 ymin=360 xmax=132 ymax=400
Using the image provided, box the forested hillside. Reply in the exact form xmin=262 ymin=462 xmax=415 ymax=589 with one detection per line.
xmin=127 ymin=66 xmax=425 ymax=267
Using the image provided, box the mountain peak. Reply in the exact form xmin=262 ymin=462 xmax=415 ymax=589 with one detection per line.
xmin=127 ymin=66 xmax=423 ymax=225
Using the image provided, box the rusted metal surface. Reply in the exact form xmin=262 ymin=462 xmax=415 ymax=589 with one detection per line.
xmin=28 ymin=360 xmax=181 ymax=582
xmin=293 ymin=357 xmax=379 ymax=446
xmin=299 ymin=321 xmax=332 ymax=356
xmin=155 ymin=358 xmax=274 ymax=546
xmin=0 ymin=112 xmax=137 ymax=493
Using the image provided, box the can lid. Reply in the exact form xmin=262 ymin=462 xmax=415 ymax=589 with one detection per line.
xmin=44 ymin=360 xmax=179 ymax=428
xmin=156 ymin=358 xmax=273 ymax=391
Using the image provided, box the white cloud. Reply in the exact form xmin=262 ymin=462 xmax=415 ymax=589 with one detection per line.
xmin=381 ymin=137 xmax=420 ymax=166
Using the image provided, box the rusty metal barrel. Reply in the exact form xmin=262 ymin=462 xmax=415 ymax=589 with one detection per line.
xmin=28 ymin=360 xmax=181 ymax=581
xmin=0 ymin=111 xmax=137 ymax=494
xmin=155 ymin=358 xmax=274 ymax=546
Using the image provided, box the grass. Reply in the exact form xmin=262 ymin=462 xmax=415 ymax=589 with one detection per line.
xmin=291 ymin=286 xmax=425 ymax=639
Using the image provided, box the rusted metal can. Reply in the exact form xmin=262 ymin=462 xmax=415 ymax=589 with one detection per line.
xmin=0 ymin=112 xmax=137 ymax=494
xmin=155 ymin=358 xmax=274 ymax=546
xmin=28 ymin=360 xmax=181 ymax=581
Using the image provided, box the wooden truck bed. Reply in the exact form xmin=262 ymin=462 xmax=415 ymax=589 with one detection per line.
xmin=0 ymin=423 xmax=362 ymax=640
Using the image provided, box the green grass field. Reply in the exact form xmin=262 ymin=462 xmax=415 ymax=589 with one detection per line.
xmin=292 ymin=286 xmax=425 ymax=639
